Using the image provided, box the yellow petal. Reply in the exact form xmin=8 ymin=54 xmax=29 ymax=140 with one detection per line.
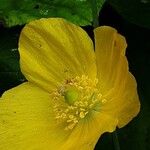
xmin=61 ymin=111 xmax=118 ymax=150
xmin=19 ymin=18 xmax=96 ymax=92
xmin=0 ymin=82 xmax=117 ymax=150
xmin=94 ymin=26 xmax=140 ymax=127
xmin=0 ymin=82 xmax=70 ymax=150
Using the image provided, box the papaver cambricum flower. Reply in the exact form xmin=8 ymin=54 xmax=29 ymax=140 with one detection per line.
xmin=0 ymin=18 xmax=140 ymax=150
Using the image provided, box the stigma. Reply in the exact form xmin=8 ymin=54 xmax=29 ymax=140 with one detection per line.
xmin=51 ymin=75 xmax=107 ymax=130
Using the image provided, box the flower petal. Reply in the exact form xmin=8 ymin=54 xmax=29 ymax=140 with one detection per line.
xmin=94 ymin=26 xmax=140 ymax=127
xmin=0 ymin=83 xmax=117 ymax=150
xmin=61 ymin=111 xmax=118 ymax=150
xmin=19 ymin=18 xmax=96 ymax=92
xmin=0 ymin=83 xmax=70 ymax=150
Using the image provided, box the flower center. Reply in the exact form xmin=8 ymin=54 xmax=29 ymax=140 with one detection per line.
xmin=64 ymin=89 xmax=79 ymax=105
xmin=51 ymin=75 xmax=106 ymax=130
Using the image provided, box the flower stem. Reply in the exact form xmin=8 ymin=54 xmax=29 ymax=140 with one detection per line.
xmin=112 ymin=130 xmax=120 ymax=150
xmin=90 ymin=0 xmax=99 ymax=28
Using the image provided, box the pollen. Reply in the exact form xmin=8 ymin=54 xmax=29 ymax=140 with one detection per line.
xmin=51 ymin=75 xmax=107 ymax=130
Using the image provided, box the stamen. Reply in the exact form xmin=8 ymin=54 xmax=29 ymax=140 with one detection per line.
xmin=51 ymin=75 xmax=106 ymax=130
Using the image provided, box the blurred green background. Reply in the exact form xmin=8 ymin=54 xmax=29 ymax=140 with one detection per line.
xmin=0 ymin=0 xmax=150 ymax=150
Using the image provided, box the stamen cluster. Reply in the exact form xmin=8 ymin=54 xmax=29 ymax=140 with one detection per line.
xmin=51 ymin=75 xmax=106 ymax=130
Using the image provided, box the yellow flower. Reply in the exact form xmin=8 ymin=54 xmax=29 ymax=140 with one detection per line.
xmin=0 ymin=18 xmax=140 ymax=150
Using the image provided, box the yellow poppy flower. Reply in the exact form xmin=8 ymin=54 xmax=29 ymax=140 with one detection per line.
xmin=0 ymin=18 xmax=140 ymax=150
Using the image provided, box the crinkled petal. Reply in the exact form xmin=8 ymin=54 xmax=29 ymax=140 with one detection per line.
xmin=19 ymin=18 xmax=96 ymax=92
xmin=94 ymin=26 xmax=140 ymax=127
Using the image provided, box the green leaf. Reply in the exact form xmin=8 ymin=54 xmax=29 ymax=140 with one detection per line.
xmin=108 ymin=0 xmax=150 ymax=28
xmin=0 ymin=26 xmax=25 ymax=94
xmin=0 ymin=0 xmax=105 ymax=27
